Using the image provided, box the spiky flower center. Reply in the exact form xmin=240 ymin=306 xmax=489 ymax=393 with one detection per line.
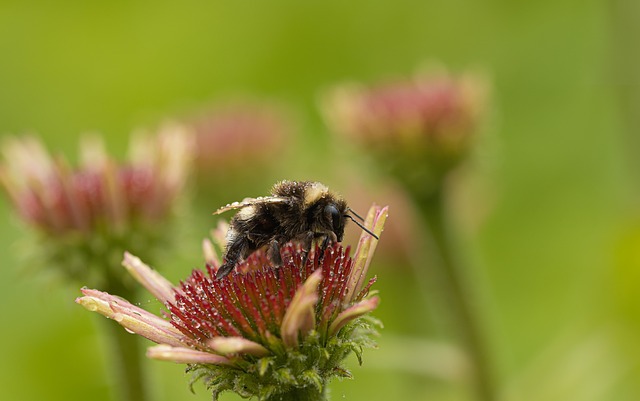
xmin=167 ymin=243 xmax=373 ymax=351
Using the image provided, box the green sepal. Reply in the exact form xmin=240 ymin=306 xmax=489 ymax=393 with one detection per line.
xmin=258 ymin=356 xmax=275 ymax=377
xmin=186 ymin=314 xmax=381 ymax=400
xmin=301 ymin=369 xmax=323 ymax=392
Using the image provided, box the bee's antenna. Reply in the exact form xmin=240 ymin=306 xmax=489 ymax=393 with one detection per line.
xmin=344 ymin=214 xmax=379 ymax=240
xmin=347 ymin=208 xmax=365 ymax=222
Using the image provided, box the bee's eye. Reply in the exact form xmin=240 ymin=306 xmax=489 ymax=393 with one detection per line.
xmin=324 ymin=204 xmax=341 ymax=230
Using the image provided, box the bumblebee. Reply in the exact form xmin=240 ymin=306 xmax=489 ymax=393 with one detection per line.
xmin=213 ymin=180 xmax=378 ymax=279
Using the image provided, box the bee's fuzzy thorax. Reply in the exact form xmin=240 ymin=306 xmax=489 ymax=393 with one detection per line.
xmin=302 ymin=182 xmax=330 ymax=206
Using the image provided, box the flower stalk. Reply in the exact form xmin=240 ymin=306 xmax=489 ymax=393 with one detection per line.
xmin=100 ymin=300 xmax=149 ymax=401
xmin=323 ymin=69 xmax=495 ymax=400
xmin=418 ymin=186 xmax=494 ymax=401
xmin=79 ymin=263 xmax=151 ymax=401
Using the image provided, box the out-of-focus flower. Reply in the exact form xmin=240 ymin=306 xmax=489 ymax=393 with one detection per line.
xmin=0 ymin=124 xmax=193 ymax=286
xmin=186 ymin=101 xmax=294 ymax=216
xmin=323 ymin=69 xmax=487 ymax=197
xmin=190 ymin=102 xmax=291 ymax=175
xmin=77 ymin=205 xmax=387 ymax=401
xmin=324 ymin=70 xmax=497 ymax=399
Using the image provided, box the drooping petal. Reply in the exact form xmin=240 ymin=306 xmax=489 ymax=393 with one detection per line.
xmin=76 ymin=288 xmax=185 ymax=348
xmin=328 ymin=296 xmax=380 ymax=337
xmin=347 ymin=205 xmax=388 ymax=303
xmin=280 ymin=269 xmax=322 ymax=348
xmin=2 ymin=136 xmax=54 ymax=184
xmin=122 ymin=252 xmax=176 ymax=304
xmin=153 ymin=124 xmax=194 ymax=196
xmin=212 ymin=220 xmax=230 ymax=252
xmin=202 ymin=238 xmax=221 ymax=266
xmin=79 ymin=135 xmax=109 ymax=171
xmin=53 ymin=158 xmax=90 ymax=232
xmin=207 ymin=337 xmax=270 ymax=357
xmin=75 ymin=289 xmax=114 ymax=315
xmin=102 ymin=160 xmax=126 ymax=229
xmin=147 ymin=345 xmax=232 ymax=365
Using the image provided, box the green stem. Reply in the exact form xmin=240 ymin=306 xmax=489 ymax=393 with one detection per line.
xmin=417 ymin=187 xmax=495 ymax=401
xmin=266 ymin=386 xmax=327 ymax=401
xmin=609 ymin=0 xmax=640 ymax=194
xmin=101 ymin=278 xmax=149 ymax=401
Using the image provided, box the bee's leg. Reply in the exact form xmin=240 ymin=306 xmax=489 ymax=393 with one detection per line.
xmin=216 ymin=235 xmax=251 ymax=279
xmin=317 ymin=232 xmax=337 ymax=264
xmin=268 ymin=239 xmax=283 ymax=267
xmin=216 ymin=259 xmax=236 ymax=279
xmin=266 ymin=240 xmax=287 ymax=279
xmin=318 ymin=234 xmax=330 ymax=262
xmin=300 ymin=231 xmax=315 ymax=267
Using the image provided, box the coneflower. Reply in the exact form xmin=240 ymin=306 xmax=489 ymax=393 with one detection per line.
xmin=77 ymin=205 xmax=387 ymax=401
xmin=0 ymin=125 xmax=193 ymax=286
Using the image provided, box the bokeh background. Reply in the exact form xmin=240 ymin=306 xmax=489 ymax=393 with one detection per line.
xmin=0 ymin=1 xmax=638 ymax=400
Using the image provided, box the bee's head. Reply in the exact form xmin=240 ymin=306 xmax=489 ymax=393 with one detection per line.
xmin=323 ymin=201 xmax=348 ymax=242
xmin=303 ymin=182 xmax=378 ymax=242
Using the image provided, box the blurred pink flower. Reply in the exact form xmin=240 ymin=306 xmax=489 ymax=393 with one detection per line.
xmin=323 ymin=70 xmax=497 ymax=399
xmin=190 ymin=102 xmax=291 ymax=173
xmin=323 ymin=69 xmax=488 ymax=189
xmin=1 ymin=125 xmax=192 ymax=234
xmin=0 ymin=124 xmax=193 ymax=284
xmin=77 ymin=205 xmax=387 ymax=400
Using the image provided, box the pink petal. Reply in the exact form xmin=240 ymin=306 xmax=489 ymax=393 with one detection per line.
xmin=207 ymin=337 xmax=270 ymax=357
xmin=280 ymin=269 xmax=322 ymax=348
xmin=328 ymin=296 xmax=380 ymax=337
xmin=154 ymin=124 xmax=194 ymax=195
xmin=101 ymin=160 xmax=126 ymax=228
xmin=347 ymin=205 xmax=388 ymax=303
xmin=53 ymin=159 xmax=90 ymax=232
xmin=122 ymin=252 xmax=176 ymax=304
xmin=79 ymin=135 xmax=108 ymax=171
xmin=147 ymin=345 xmax=232 ymax=365
xmin=202 ymin=237 xmax=221 ymax=266
xmin=76 ymin=288 xmax=185 ymax=347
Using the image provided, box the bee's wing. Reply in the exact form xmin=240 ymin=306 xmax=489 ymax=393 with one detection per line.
xmin=213 ymin=196 xmax=289 ymax=215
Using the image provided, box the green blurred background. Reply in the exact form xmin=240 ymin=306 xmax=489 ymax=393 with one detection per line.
xmin=1 ymin=1 xmax=638 ymax=400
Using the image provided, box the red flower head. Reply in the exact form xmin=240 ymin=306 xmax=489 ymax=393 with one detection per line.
xmin=77 ymin=205 xmax=387 ymax=400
